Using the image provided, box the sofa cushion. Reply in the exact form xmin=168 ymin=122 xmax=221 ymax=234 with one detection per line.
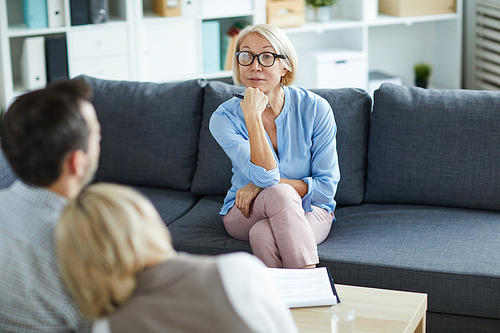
xmin=81 ymin=75 xmax=206 ymax=191
xmin=321 ymin=203 xmax=500 ymax=320
xmin=192 ymin=81 xmax=372 ymax=206
xmin=0 ymin=144 xmax=16 ymax=189
xmin=191 ymin=81 xmax=244 ymax=195
xmin=133 ymin=186 xmax=200 ymax=226
xmin=311 ymin=88 xmax=371 ymax=205
xmin=168 ymin=196 xmax=252 ymax=254
xmin=366 ymin=83 xmax=500 ymax=210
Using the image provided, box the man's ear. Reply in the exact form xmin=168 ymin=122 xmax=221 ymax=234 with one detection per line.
xmin=66 ymin=149 xmax=86 ymax=178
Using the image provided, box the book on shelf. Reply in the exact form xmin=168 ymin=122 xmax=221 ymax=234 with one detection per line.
xmin=265 ymin=266 xmax=340 ymax=308
xmin=222 ymin=21 xmax=247 ymax=71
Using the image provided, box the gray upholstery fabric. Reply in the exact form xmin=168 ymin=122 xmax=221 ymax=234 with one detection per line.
xmin=366 ymin=83 xmax=500 ymax=211
xmin=192 ymin=81 xmax=372 ymax=206
xmin=320 ymin=203 xmax=500 ymax=320
xmin=191 ymin=81 xmax=244 ymax=195
xmin=311 ymin=88 xmax=371 ymax=205
xmin=81 ymin=75 xmax=206 ymax=190
xmin=427 ymin=311 xmax=500 ymax=333
xmin=168 ymin=196 xmax=251 ymax=254
xmin=0 ymin=145 xmax=16 ymax=189
xmin=133 ymin=186 xmax=200 ymax=226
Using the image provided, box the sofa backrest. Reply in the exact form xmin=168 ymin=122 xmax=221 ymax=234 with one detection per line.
xmin=192 ymin=81 xmax=372 ymax=206
xmin=366 ymin=83 xmax=500 ymax=211
xmin=81 ymin=75 xmax=206 ymax=191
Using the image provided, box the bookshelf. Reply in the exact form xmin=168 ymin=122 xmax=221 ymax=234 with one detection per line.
xmin=0 ymin=0 xmax=463 ymax=109
xmin=0 ymin=0 xmax=135 ymax=109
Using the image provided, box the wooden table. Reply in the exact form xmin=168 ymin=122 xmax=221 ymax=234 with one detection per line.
xmin=291 ymin=284 xmax=427 ymax=333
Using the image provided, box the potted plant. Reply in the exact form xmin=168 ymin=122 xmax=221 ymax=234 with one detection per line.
xmin=414 ymin=63 xmax=432 ymax=88
xmin=306 ymin=0 xmax=338 ymax=22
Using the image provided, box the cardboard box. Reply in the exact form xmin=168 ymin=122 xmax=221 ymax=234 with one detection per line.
xmin=153 ymin=0 xmax=181 ymax=17
xmin=267 ymin=0 xmax=305 ymax=28
xmin=378 ymin=0 xmax=456 ymax=17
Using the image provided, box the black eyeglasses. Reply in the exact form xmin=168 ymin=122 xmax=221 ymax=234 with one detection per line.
xmin=236 ymin=51 xmax=287 ymax=67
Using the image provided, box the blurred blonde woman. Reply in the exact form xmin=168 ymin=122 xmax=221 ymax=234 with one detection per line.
xmin=55 ymin=183 xmax=298 ymax=333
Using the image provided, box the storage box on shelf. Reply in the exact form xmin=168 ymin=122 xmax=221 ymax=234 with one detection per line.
xmin=378 ymin=0 xmax=456 ymax=17
xmin=296 ymin=47 xmax=367 ymax=89
xmin=152 ymin=0 xmax=182 ymax=17
xmin=266 ymin=0 xmax=305 ymax=28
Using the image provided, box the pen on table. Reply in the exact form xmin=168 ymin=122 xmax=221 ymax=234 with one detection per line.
xmin=233 ymin=93 xmax=271 ymax=107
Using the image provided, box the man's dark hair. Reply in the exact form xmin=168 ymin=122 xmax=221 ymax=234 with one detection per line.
xmin=1 ymin=78 xmax=94 ymax=187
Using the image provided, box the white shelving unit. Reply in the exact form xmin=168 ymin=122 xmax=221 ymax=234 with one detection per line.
xmin=0 ymin=0 xmax=136 ymax=109
xmin=0 ymin=0 xmax=463 ymax=109
xmin=288 ymin=0 xmax=463 ymax=91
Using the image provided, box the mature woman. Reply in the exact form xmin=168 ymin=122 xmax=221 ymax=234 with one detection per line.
xmin=55 ymin=183 xmax=298 ymax=333
xmin=210 ymin=24 xmax=340 ymax=269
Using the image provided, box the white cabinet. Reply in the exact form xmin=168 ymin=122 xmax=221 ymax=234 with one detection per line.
xmin=68 ymin=25 xmax=132 ymax=80
xmin=140 ymin=19 xmax=198 ymax=81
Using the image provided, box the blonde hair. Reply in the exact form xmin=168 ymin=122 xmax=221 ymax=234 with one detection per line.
xmin=232 ymin=24 xmax=298 ymax=87
xmin=55 ymin=183 xmax=176 ymax=319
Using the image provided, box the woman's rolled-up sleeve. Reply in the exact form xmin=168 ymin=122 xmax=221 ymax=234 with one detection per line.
xmin=210 ymin=108 xmax=280 ymax=188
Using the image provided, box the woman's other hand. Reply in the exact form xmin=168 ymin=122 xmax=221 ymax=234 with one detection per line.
xmin=240 ymin=87 xmax=269 ymax=119
xmin=235 ymin=182 xmax=263 ymax=218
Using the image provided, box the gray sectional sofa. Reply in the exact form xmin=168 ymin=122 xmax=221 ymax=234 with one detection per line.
xmin=1 ymin=75 xmax=499 ymax=332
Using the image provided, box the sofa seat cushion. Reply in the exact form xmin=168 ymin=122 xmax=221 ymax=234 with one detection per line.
xmin=366 ymin=83 xmax=500 ymax=211
xmin=81 ymin=75 xmax=206 ymax=191
xmin=320 ymin=203 xmax=500 ymax=320
xmin=133 ymin=186 xmax=200 ymax=226
xmin=167 ymin=196 xmax=251 ymax=255
xmin=192 ymin=81 xmax=372 ymax=207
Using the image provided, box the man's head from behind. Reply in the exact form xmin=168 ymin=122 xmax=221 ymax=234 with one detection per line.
xmin=1 ymin=78 xmax=100 ymax=192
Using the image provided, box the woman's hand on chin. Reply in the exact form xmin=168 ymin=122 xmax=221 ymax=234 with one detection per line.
xmin=240 ymin=87 xmax=269 ymax=118
xmin=235 ymin=182 xmax=263 ymax=218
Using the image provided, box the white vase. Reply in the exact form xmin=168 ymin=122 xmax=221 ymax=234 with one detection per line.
xmin=315 ymin=6 xmax=332 ymax=22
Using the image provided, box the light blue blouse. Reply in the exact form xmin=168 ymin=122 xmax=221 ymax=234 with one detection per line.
xmin=209 ymin=85 xmax=340 ymax=216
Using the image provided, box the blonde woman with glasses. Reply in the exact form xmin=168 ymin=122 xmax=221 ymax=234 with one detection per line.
xmin=55 ymin=183 xmax=297 ymax=333
xmin=210 ymin=24 xmax=340 ymax=269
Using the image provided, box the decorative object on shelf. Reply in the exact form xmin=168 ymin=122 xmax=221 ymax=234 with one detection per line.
xmin=89 ymin=0 xmax=109 ymax=24
xmin=414 ymin=63 xmax=432 ymax=88
xmin=266 ymin=0 xmax=305 ymax=28
xmin=305 ymin=0 xmax=338 ymax=22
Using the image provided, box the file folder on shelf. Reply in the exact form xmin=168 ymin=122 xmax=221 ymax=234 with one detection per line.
xmin=70 ymin=0 xmax=90 ymax=26
xmin=20 ymin=36 xmax=47 ymax=91
xmin=23 ymin=0 xmax=48 ymax=29
xmin=47 ymin=0 xmax=65 ymax=27
xmin=202 ymin=21 xmax=221 ymax=74
xmin=45 ymin=35 xmax=69 ymax=83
